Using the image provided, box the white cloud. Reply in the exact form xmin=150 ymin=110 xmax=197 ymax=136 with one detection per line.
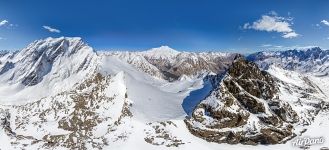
xmin=0 ymin=20 xmax=9 ymax=27
xmin=321 ymin=20 xmax=329 ymax=26
xmin=261 ymin=44 xmax=272 ymax=47
xmin=274 ymin=45 xmax=283 ymax=48
xmin=260 ymin=44 xmax=283 ymax=49
xmin=259 ymin=44 xmax=318 ymax=51
xmin=43 ymin=25 xmax=60 ymax=33
xmin=243 ymin=11 xmax=299 ymax=38
xmin=282 ymin=32 xmax=299 ymax=38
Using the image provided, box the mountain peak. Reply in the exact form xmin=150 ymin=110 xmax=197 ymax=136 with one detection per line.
xmin=20 ymin=37 xmax=93 ymax=57
xmin=44 ymin=36 xmax=82 ymax=41
xmin=150 ymin=45 xmax=177 ymax=51
xmin=142 ymin=46 xmax=180 ymax=58
xmin=32 ymin=37 xmax=83 ymax=47
xmin=2 ymin=37 xmax=96 ymax=86
xmin=36 ymin=37 xmax=85 ymax=49
xmin=293 ymin=46 xmax=322 ymax=51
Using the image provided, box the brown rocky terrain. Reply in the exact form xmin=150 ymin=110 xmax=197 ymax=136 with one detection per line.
xmin=185 ymin=57 xmax=300 ymax=145
xmin=0 ymin=72 xmax=131 ymax=150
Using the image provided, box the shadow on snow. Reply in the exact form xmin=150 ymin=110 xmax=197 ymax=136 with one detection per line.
xmin=181 ymin=79 xmax=213 ymax=117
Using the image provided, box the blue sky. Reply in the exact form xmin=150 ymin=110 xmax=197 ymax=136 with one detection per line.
xmin=1 ymin=0 xmax=329 ymax=52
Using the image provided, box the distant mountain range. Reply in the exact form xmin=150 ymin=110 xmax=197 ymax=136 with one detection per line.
xmin=0 ymin=37 xmax=328 ymax=150
xmin=247 ymin=47 xmax=329 ymax=76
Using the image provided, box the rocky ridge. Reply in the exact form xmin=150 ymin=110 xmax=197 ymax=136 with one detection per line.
xmin=185 ymin=56 xmax=325 ymax=145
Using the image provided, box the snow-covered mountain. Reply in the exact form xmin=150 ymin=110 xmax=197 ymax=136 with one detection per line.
xmin=106 ymin=46 xmax=238 ymax=81
xmin=140 ymin=45 xmax=181 ymax=59
xmin=0 ymin=37 xmax=328 ymax=150
xmin=185 ymin=56 xmax=326 ymax=145
xmin=0 ymin=37 xmax=98 ymax=104
xmin=1 ymin=37 xmax=96 ymax=84
xmin=248 ymin=47 xmax=329 ymax=97
xmin=247 ymin=47 xmax=329 ymax=76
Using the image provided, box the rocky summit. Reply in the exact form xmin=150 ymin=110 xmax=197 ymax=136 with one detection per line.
xmin=185 ymin=57 xmax=311 ymax=145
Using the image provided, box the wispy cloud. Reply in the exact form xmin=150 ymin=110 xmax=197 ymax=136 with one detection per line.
xmin=260 ymin=44 xmax=283 ymax=49
xmin=282 ymin=32 xmax=299 ymax=38
xmin=259 ymin=44 xmax=318 ymax=51
xmin=243 ymin=11 xmax=299 ymax=38
xmin=43 ymin=25 xmax=60 ymax=33
xmin=261 ymin=44 xmax=273 ymax=47
xmin=321 ymin=20 xmax=329 ymax=26
xmin=0 ymin=20 xmax=9 ymax=27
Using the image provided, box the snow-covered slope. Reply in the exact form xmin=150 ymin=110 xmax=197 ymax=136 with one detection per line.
xmin=102 ymin=51 xmax=165 ymax=79
xmin=0 ymin=71 xmax=132 ymax=149
xmin=0 ymin=38 xmax=221 ymax=149
xmin=0 ymin=37 xmax=98 ymax=104
xmin=0 ymin=37 xmax=328 ymax=150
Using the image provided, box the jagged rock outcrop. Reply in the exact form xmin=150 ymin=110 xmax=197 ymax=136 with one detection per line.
xmin=185 ymin=57 xmax=300 ymax=145
xmin=0 ymin=109 xmax=14 ymax=136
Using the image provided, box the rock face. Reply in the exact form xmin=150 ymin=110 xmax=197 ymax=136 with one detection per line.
xmin=0 ymin=109 xmax=14 ymax=137
xmin=0 ymin=37 xmax=97 ymax=86
xmin=185 ymin=57 xmax=299 ymax=145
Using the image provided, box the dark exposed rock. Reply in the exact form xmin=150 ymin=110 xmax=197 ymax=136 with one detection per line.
xmin=0 ymin=61 xmax=14 ymax=75
xmin=185 ymin=57 xmax=299 ymax=145
xmin=144 ymin=121 xmax=185 ymax=147
xmin=227 ymin=58 xmax=277 ymax=99
xmin=268 ymin=100 xmax=299 ymax=123
xmin=0 ymin=109 xmax=15 ymax=136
